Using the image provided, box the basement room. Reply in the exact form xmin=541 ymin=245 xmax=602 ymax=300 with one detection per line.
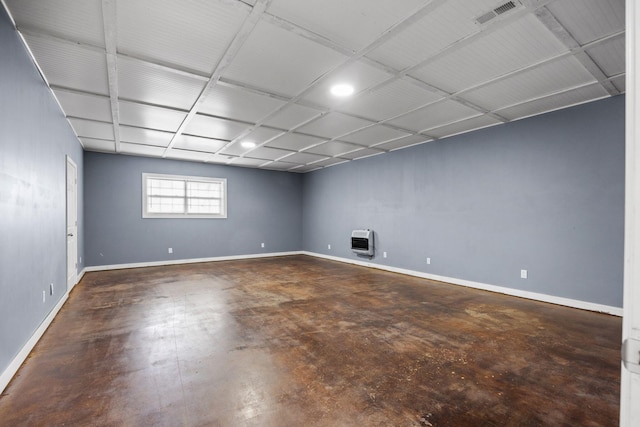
xmin=1 ymin=0 xmax=638 ymax=426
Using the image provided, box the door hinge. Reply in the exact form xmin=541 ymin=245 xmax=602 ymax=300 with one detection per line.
xmin=622 ymin=338 xmax=640 ymax=374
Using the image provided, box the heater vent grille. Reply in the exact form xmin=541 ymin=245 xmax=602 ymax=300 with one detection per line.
xmin=351 ymin=229 xmax=374 ymax=257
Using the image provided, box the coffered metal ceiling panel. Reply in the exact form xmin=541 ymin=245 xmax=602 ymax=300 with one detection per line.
xmin=547 ymin=0 xmax=624 ymax=45
xmin=290 ymin=164 xmax=323 ymax=173
xmin=339 ymin=148 xmax=385 ymax=160
xmin=22 ymin=35 xmax=109 ymax=94
xmin=165 ymin=149 xmax=212 ymax=162
xmin=172 ymin=135 xmax=227 ymax=154
xmin=116 ymin=0 xmax=249 ymax=74
xmin=183 ymin=114 xmax=250 ymax=141
xmin=305 ymin=158 xmax=349 ymax=169
xmin=266 ymin=133 xmax=326 ymax=151
xmin=461 ymin=56 xmax=598 ymax=111
xmin=3 ymin=0 xmax=625 ymax=173
xmin=68 ymin=118 xmax=114 ymax=140
xmin=199 ymin=84 xmax=287 ymax=123
xmin=373 ymin=135 xmax=432 ymax=152
xmin=427 ymin=115 xmax=502 ymax=139
xmin=119 ymin=142 xmax=166 ymax=158
xmin=267 ymin=0 xmax=426 ymax=52
xmin=227 ymin=126 xmax=284 ymax=152
xmin=365 ymin=0 xmax=502 ymax=71
xmin=118 ymin=101 xmax=186 ymax=133
xmin=279 ymin=151 xmax=329 ymax=165
xmin=244 ymin=146 xmax=292 ymax=161
xmin=117 ymin=56 xmax=206 ymax=110
xmin=206 ymin=154 xmax=234 ymax=165
xmin=261 ymin=160 xmax=299 ymax=171
xmin=222 ymin=20 xmax=346 ymax=97
xmin=586 ymin=36 xmax=625 ymax=77
xmin=53 ymin=89 xmax=112 ymax=122
xmin=303 ymin=141 xmax=363 ymax=157
xmin=5 ymin=0 xmax=105 ymax=46
xmin=228 ymin=157 xmax=270 ymax=167
xmin=297 ymin=113 xmax=373 ymax=139
xmin=80 ymin=137 xmax=115 ymax=152
xmin=262 ymin=103 xmax=323 ymax=131
xmin=119 ymin=126 xmax=173 ymax=147
xmin=494 ymin=83 xmax=610 ymax=121
xmin=389 ymin=100 xmax=481 ymax=133
xmin=339 ymin=78 xmax=442 ymax=121
xmin=409 ymin=14 xmax=567 ymax=93
xmin=340 ymin=125 xmax=410 ymax=147
xmin=219 ymin=140 xmax=260 ymax=157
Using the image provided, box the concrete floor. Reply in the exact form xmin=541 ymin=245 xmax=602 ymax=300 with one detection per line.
xmin=0 ymin=255 xmax=621 ymax=426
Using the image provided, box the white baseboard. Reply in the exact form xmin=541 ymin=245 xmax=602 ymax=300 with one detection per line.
xmin=0 ymin=292 xmax=69 ymax=394
xmin=302 ymin=251 xmax=623 ymax=317
xmin=77 ymin=268 xmax=86 ymax=283
xmin=84 ymin=251 xmax=304 ymax=272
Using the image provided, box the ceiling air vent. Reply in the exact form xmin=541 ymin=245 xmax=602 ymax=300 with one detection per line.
xmin=475 ymin=1 xmax=521 ymax=25
xmin=494 ymin=1 xmax=517 ymax=15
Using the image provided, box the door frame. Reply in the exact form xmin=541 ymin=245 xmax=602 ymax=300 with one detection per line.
xmin=621 ymin=0 xmax=640 ymax=425
xmin=66 ymin=155 xmax=78 ymax=292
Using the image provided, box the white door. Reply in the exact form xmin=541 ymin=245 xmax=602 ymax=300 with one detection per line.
xmin=66 ymin=156 xmax=78 ymax=292
xmin=621 ymin=1 xmax=640 ymax=425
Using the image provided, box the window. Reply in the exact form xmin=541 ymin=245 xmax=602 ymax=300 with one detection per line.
xmin=142 ymin=173 xmax=227 ymax=219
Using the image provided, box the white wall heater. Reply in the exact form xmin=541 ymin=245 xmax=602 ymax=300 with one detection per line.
xmin=351 ymin=229 xmax=374 ymax=256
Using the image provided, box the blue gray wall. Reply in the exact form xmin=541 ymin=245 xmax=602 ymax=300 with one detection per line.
xmin=84 ymin=152 xmax=302 ymax=266
xmin=302 ymin=96 xmax=625 ymax=308
xmin=0 ymin=7 xmax=84 ymax=376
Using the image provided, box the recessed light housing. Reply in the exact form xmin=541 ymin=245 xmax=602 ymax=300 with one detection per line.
xmin=241 ymin=141 xmax=256 ymax=149
xmin=330 ymin=83 xmax=354 ymax=97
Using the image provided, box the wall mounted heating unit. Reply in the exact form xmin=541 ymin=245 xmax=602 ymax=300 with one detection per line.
xmin=351 ymin=229 xmax=374 ymax=257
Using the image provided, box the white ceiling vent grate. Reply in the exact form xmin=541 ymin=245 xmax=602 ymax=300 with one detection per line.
xmin=475 ymin=1 xmax=521 ymax=25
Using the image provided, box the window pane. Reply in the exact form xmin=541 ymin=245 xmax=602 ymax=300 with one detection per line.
xmin=187 ymin=181 xmax=221 ymax=198
xmin=148 ymin=178 xmax=185 ymax=197
xmin=147 ymin=196 xmax=185 ymax=213
xmin=187 ymin=198 xmax=220 ymax=214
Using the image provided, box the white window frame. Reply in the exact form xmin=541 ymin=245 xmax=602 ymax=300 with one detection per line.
xmin=142 ymin=173 xmax=227 ymax=219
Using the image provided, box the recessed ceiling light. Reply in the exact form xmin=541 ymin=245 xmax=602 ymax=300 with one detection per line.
xmin=241 ymin=141 xmax=256 ymax=149
xmin=330 ymin=84 xmax=354 ymax=97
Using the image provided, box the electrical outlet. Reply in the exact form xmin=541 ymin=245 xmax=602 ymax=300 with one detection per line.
xmin=50 ymin=283 xmax=54 ymax=296
xmin=42 ymin=290 xmax=46 ymax=303
xmin=521 ymin=269 xmax=528 ymax=279
xmin=427 ymin=257 xmax=431 ymax=265
xmin=383 ymin=251 xmax=387 ymax=258
xmin=168 ymin=247 xmax=173 ymax=254
xmin=328 ymin=244 xmax=331 ymax=250
xmin=261 ymin=243 xmax=265 ymax=248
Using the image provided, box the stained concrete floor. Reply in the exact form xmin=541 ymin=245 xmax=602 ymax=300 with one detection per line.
xmin=0 ymin=255 xmax=621 ymax=426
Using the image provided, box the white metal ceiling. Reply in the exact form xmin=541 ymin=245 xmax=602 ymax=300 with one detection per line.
xmin=2 ymin=0 xmax=625 ymax=173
